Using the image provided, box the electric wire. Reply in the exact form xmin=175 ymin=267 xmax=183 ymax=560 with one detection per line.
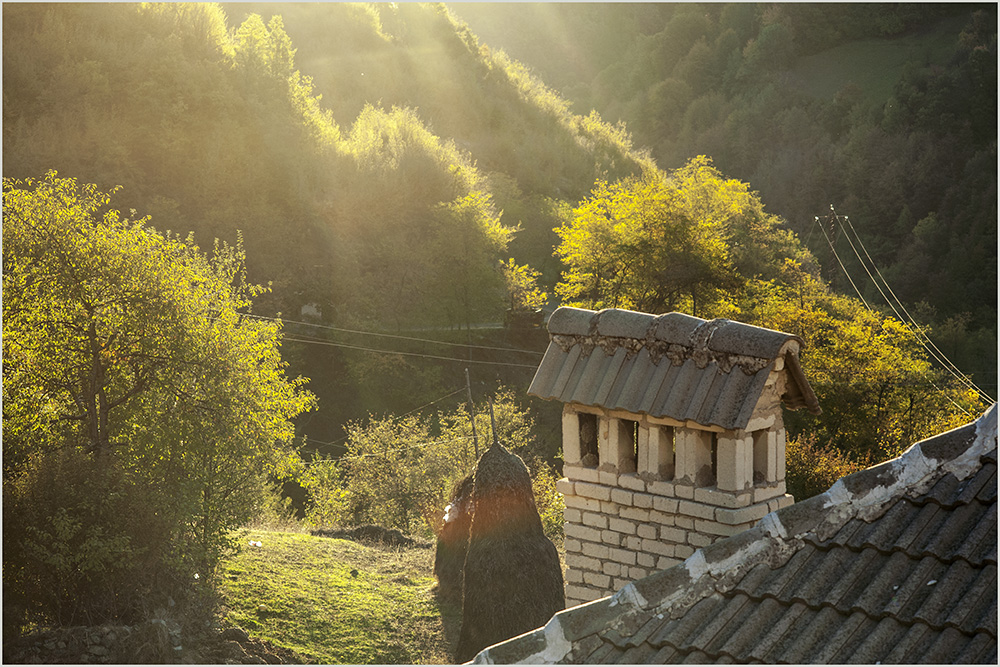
xmin=814 ymin=214 xmax=973 ymax=415
xmin=281 ymin=333 xmax=540 ymax=369
xmin=243 ymin=312 xmax=543 ymax=357
xmin=300 ymin=386 xmax=471 ymax=451
xmin=836 ymin=212 xmax=992 ymax=402
xmin=831 ymin=212 xmax=980 ymax=399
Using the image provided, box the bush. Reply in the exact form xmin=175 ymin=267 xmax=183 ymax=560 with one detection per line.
xmin=3 ymin=450 xmax=178 ymax=633
xmin=785 ymin=435 xmax=874 ymax=501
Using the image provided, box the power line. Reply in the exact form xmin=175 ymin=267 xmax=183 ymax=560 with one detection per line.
xmin=243 ymin=313 xmax=543 ymax=357
xmin=814 ymin=213 xmax=973 ymax=416
xmin=281 ymin=333 xmax=540 ymax=369
xmin=834 ymin=212 xmax=992 ymax=402
xmin=300 ymin=386 xmax=473 ymax=450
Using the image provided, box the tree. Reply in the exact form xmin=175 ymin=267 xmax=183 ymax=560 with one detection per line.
xmin=301 ymin=389 xmax=554 ymax=539
xmin=555 ymin=157 xmax=786 ymax=316
xmin=2 ymin=173 xmax=315 ymax=629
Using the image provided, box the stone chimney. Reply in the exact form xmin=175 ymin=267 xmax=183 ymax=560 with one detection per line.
xmin=527 ymin=307 xmax=821 ymax=605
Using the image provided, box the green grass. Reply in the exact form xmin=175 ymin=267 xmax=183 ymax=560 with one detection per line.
xmin=788 ymin=13 xmax=970 ymax=103
xmin=216 ymin=530 xmax=461 ymax=664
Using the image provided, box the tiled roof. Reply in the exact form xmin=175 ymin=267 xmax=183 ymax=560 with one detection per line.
xmin=527 ymin=307 xmax=820 ymax=431
xmin=471 ymin=404 xmax=998 ymax=665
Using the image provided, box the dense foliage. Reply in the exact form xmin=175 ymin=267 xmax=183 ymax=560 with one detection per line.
xmin=2 ymin=174 xmax=314 ymax=630
xmin=555 ymin=159 xmax=986 ymax=460
xmin=298 ymin=390 xmax=562 ymax=542
xmin=455 ymin=2 xmax=998 ymax=398
xmin=2 ymin=6 xmax=993 ymax=636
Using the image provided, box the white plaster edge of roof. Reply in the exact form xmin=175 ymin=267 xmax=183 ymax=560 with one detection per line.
xmin=608 ymin=580 xmax=648 ymax=609
xmin=471 ymin=614 xmax=573 ymax=665
xmin=769 ymin=403 xmax=999 ymax=538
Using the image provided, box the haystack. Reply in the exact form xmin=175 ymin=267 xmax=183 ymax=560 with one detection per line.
xmin=454 ymin=443 xmax=565 ymax=662
xmin=433 ymin=473 xmax=474 ymax=603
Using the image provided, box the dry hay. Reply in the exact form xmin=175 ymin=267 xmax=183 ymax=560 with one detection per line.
xmin=433 ymin=473 xmax=474 ymax=604
xmin=454 ymin=443 xmax=565 ymax=662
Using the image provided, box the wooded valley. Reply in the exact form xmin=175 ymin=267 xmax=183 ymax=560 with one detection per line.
xmin=3 ymin=2 xmax=995 ymax=640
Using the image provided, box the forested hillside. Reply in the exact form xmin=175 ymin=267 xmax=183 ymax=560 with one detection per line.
xmin=453 ymin=2 xmax=998 ymax=397
xmin=4 ymin=1 xmax=992 ymax=643
xmin=3 ymin=3 xmax=652 ymax=443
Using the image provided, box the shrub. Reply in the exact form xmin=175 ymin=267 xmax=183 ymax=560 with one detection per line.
xmin=785 ymin=435 xmax=875 ymax=501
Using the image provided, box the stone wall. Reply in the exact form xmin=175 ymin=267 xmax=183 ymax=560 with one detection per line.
xmin=557 ymin=467 xmax=792 ymax=606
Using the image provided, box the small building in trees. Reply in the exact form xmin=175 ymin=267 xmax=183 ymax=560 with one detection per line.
xmin=528 ymin=307 xmax=821 ymax=605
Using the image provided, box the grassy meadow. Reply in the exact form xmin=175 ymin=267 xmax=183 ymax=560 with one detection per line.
xmin=217 ymin=530 xmax=462 ymax=664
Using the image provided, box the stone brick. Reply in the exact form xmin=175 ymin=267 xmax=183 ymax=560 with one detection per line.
xmin=629 ymin=567 xmax=648 ymax=580
xmin=555 ymin=478 xmax=575 ymax=496
xmin=776 ymin=429 xmax=787 ymax=482
xmin=565 ymin=523 xmax=602 ymax=543
xmin=674 ymin=483 xmax=695 ymax=499
xmin=632 ymin=492 xmax=654 ymax=509
xmin=601 ymin=530 xmax=621 ymax=546
xmin=624 ymin=536 xmax=643 ymax=551
xmin=688 ymin=532 xmax=712 ymax=548
xmin=716 ymin=433 xmax=753 ymax=492
xmin=582 ymin=511 xmax=609 ymax=529
xmin=564 ymin=464 xmax=601 ymax=484
xmin=641 ymin=539 xmax=674 ymax=557
xmin=652 ymin=496 xmax=679 ymax=514
xmin=613 ymin=578 xmax=631 ymax=591
xmin=566 ymin=585 xmax=602 ymax=602
xmin=657 ymin=556 xmax=683 ymax=570
xmin=608 ymin=517 xmax=636 ymax=535
xmin=565 ymin=568 xmax=584 ymax=584
xmin=582 ymin=542 xmax=610 ymax=560
xmin=675 ymin=516 xmax=694 ymax=529
xmin=695 ymin=519 xmax=743 ymax=537
xmin=715 ymin=502 xmax=769 ymax=525
xmin=649 ymin=510 xmax=676 ymax=526
xmin=660 ymin=526 xmax=687 ymax=544
xmin=609 ymin=548 xmax=637 ymax=566
xmin=618 ymin=474 xmax=646 ymax=492
xmin=602 ymin=561 xmax=622 ymax=577
xmin=620 ymin=506 xmax=650 ymax=522
xmin=636 ymin=524 xmax=657 ymax=540
xmin=637 ymin=552 xmax=656 ymax=568
xmin=565 ymin=553 xmax=601 ymax=571
xmin=694 ymin=486 xmax=751 ymax=508
xmin=601 ymin=501 xmax=621 ymax=515
xmin=599 ymin=470 xmax=619 ymax=487
xmin=610 ymin=488 xmax=634 ymax=506
xmin=564 ymin=538 xmax=583 ymax=553
xmin=675 ymin=544 xmax=695 ymax=558
xmin=562 ymin=408 xmax=582 ymax=465
xmin=767 ymin=494 xmax=794 ymax=512
xmin=564 ymin=508 xmax=582 ymax=523
xmin=564 ymin=495 xmax=602 ymax=512
xmin=647 ymin=480 xmax=675 ymax=497
xmin=583 ymin=571 xmax=611 ymax=589
xmin=575 ymin=481 xmax=612 ymax=501
xmin=678 ymin=500 xmax=715 ymax=520
xmin=752 ymin=481 xmax=786 ymax=504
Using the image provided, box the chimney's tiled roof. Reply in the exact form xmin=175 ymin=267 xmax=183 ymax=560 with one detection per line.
xmin=527 ymin=307 xmax=820 ymax=431
xmin=470 ymin=404 xmax=998 ymax=664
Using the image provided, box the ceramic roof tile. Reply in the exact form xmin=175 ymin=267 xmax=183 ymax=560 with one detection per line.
xmin=527 ymin=307 xmax=819 ymax=429
xmin=471 ymin=406 xmax=998 ymax=666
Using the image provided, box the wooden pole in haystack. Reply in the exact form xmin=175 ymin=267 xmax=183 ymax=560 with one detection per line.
xmin=454 ymin=397 xmax=565 ymax=662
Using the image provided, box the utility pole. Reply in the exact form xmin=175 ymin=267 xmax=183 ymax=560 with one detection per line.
xmin=465 ymin=368 xmax=479 ymax=459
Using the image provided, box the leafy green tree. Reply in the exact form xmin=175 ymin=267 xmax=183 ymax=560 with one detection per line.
xmin=501 ymin=258 xmax=548 ymax=312
xmin=2 ymin=173 xmax=315 ymax=629
xmin=302 ymin=389 xmax=552 ymax=538
xmin=555 ymin=157 xmax=798 ymax=316
xmin=740 ymin=269 xmax=984 ymax=458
